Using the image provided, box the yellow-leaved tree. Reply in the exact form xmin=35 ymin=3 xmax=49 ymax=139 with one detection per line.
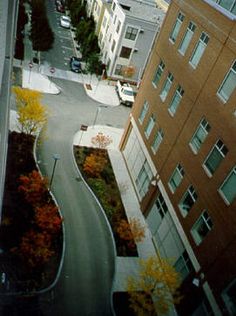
xmin=13 ymin=86 xmax=48 ymax=135
xmin=127 ymin=256 xmax=182 ymax=316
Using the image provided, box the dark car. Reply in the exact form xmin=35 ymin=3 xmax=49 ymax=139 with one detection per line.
xmin=70 ymin=56 xmax=82 ymax=73
xmin=56 ymin=2 xmax=65 ymax=13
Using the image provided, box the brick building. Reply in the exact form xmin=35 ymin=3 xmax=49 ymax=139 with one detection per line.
xmin=120 ymin=0 xmax=236 ymax=314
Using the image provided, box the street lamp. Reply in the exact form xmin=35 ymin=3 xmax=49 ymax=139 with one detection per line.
xmin=49 ymin=154 xmax=60 ymax=188
xmin=92 ymin=105 xmax=108 ymax=127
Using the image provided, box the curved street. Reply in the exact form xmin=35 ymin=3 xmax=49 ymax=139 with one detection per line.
xmin=35 ymin=78 xmax=130 ymax=316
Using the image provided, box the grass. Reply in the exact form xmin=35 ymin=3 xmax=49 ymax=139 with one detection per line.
xmin=73 ymin=145 xmax=138 ymax=257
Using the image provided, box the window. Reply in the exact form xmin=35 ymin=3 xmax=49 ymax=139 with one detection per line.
xmin=178 ymin=185 xmax=197 ymax=217
xmin=135 ymin=160 xmax=153 ymax=198
xmin=113 ymin=15 xmax=117 ymax=24
xmin=169 ymin=12 xmax=185 ymax=43
xmin=152 ymin=60 xmax=165 ymax=87
xmin=168 ymin=85 xmax=184 ymax=115
xmin=151 ymin=129 xmax=164 ymax=153
xmin=178 ymin=21 xmax=196 ymax=55
xmin=191 ymin=210 xmax=213 ymax=245
xmin=125 ymin=26 xmax=138 ymax=40
xmin=116 ymin=20 xmax=121 ymax=33
xmin=217 ymin=60 xmax=236 ymax=103
xmin=219 ymin=166 xmax=236 ymax=204
xmin=139 ymin=101 xmax=149 ymax=124
xmin=120 ymin=46 xmax=132 ymax=59
xmin=190 ymin=118 xmax=211 ymax=154
xmin=222 ymin=279 xmax=236 ymax=315
xmin=203 ymin=139 xmax=228 ymax=176
xmin=102 ymin=16 xmax=107 ymax=28
xmin=156 ymin=193 xmax=168 ymax=218
xmin=112 ymin=1 xmax=116 ymax=11
xmin=190 ymin=32 xmax=209 ymax=68
xmin=214 ymin=0 xmax=236 ymax=14
xmin=144 ymin=114 xmax=155 ymax=138
xmin=160 ymin=73 xmax=174 ymax=101
xmin=114 ymin=64 xmax=123 ymax=75
xmin=168 ymin=164 xmax=185 ymax=193
xmin=174 ymin=250 xmax=194 ymax=280
xmin=111 ymin=39 xmax=116 ymax=52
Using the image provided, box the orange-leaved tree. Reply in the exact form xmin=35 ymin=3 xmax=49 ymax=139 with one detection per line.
xmin=13 ymin=86 xmax=47 ymax=135
xmin=91 ymin=132 xmax=113 ymax=149
xmin=83 ymin=152 xmax=107 ymax=177
xmin=18 ymin=170 xmax=48 ymax=207
xmin=116 ymin=218 xmax=146 ymax=248
xmin=19 ymin=230 xmax=54 ymax=268
xmin=35 ymin=204 xmax=62 ymax=234
xmin=127 ymin=256 xmax=182 ymax=316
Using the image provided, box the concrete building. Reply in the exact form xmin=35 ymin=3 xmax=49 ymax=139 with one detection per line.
xmin=120 ymin=0 xmax=236 ymax=314
xmin=0 ymin=0 xmax=19 ymax=221
xmin=98 ymin=0 xmax=165 ymax=82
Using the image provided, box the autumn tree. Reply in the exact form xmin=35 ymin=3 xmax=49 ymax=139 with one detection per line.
xmin=35 ymin=204 xmax=62 ymax=234
xmin=127 ymin=256 xmax=182 ymax=316
xmin=13 ymin=87 xmax=47 ymax=135
xmin=116 ymin=218 xmax=146 ymax=249
xmin=122 ymin=65 xmax=136 ymax=78
xmin=18 ymin=170 xmax=48 ymax=207
xmin=91 ymin=132 xmax=113 ymax=149
xmin=19 ymin=230 xmax=54 ymax=268
xmin=83 ymin=152 xmax=107 ymax=177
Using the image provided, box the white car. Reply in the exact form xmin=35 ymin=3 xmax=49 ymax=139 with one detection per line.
xmin=60 ymin=16 xmax=71 ymax=29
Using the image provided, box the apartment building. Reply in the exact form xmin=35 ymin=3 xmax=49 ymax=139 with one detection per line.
xmin=98 ymin=0 xmax=165 ymax=82
xmin=120 ymin=0 xmax=236 ymax=314
xmin=0 ymin=0 xmax=19 ymax=221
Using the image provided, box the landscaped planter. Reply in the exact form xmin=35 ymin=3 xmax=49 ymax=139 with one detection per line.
xmin=73 ymin=145 xmax=138 ymax=257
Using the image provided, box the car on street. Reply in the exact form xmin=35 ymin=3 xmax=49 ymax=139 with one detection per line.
xmin=56 ymin=3 xmax=65 ymax=13
xmin=70 ymin=56 xmax=82 ymax=73
xmin=60 ymin=15 xmax=71 ymax=28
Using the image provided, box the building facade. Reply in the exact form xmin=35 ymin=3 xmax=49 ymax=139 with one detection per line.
xmin=0 ymin=0 xmax=19 ymax=221
xmin=96 ymin=0 xmax=165 ymax=82
xmin=120 ymin=0 xmax=236 ymax=314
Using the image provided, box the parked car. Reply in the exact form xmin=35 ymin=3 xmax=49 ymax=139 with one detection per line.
xmin=56 ymin=3 xmax=65 ymax=13
xmin=60 ymin=16 xmax=71 ymax=28
xmin=70 ymin=56 xmax=82 ymax=73
xmin=116 ymin=80 xmax=134 ymax=107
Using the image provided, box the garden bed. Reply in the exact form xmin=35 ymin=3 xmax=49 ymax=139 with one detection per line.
xmin=0 ymin=131 xmax=63 ymax=291
xmin=73 ymin=145 xmax=138 ymax=257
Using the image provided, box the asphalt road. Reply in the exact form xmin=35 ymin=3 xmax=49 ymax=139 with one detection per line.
xmin=36 ymin=78 xmax=130 ymax=316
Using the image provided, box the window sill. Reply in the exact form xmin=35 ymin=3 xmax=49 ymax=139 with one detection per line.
xmin=189 ymin=143 xmax=198 ymax=155
xmin=216 ymin=92 xmax=227 ymax=104
xmin=218 ymin=189 xmax=230 ymax=206
xmin=168 ymin=109 xmax=175 ymax=117
xmin=202 ymin=165 xmax=213 ymax=178
xmin=152 ymin=82 xmax=157 ymax=89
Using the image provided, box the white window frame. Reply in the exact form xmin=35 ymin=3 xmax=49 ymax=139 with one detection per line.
xmin=215 ymin=0 xmax=236 ymax=14
xmin=203 ymin=139 xmax=228 ymax=176
xmin=178 ymin=21 xmax=196 ymax=56
xmin=116 ymin=20 xmax=121 ymax=33
xmin=191 ymin=210 xmax=213 ymax=246
xmin=160 ymin=73 xmax=174 ymax=102
xmin=125 ymin=26 xmax=138 ymax=41
xmin=152 ymin=60 xmax=165 ymax=87
xmin=144 ymin=114 xmax=155 ymax=139
xmin=219 ymin=166 xmax=236 ymax=205
xmin=151 ymin=129 xmax=164 ymax=154
xmin=139 ymin=101 xmax=149 ymax=124
xmin=217 ymin=60 xmax=236 ymax=103
xmin=135 ymin=160 xmax=153 ymax=199
xmin=189 ymin=118 xmax=211 ymax=154
xmin=178 ymin=185 xmax=198 ymax=217
xmin=168 ymin=164 xmax=185 ymax=193
xmin=169 ymin=12 xmax=185 ymax=43
xmin=189 ymin=32 xmax=209 ymax=69
xmin=168 ymin=85 xmax=184 ymax=115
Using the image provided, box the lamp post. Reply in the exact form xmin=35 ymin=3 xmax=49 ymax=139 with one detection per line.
xmin=92 ymin=105 xmax=108 ymax=128
xmin=49 ymin=154 xmax=60 ymax=188
xmin=28 ymin=61 xmax=33 ymax=83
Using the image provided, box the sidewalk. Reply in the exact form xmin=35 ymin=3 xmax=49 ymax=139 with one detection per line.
xmin=13 ymin=62 xmax=157 ymax=293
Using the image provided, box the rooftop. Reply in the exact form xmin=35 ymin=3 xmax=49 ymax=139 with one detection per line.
xmin=117 ymin=0 xmax=166 ymax=24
